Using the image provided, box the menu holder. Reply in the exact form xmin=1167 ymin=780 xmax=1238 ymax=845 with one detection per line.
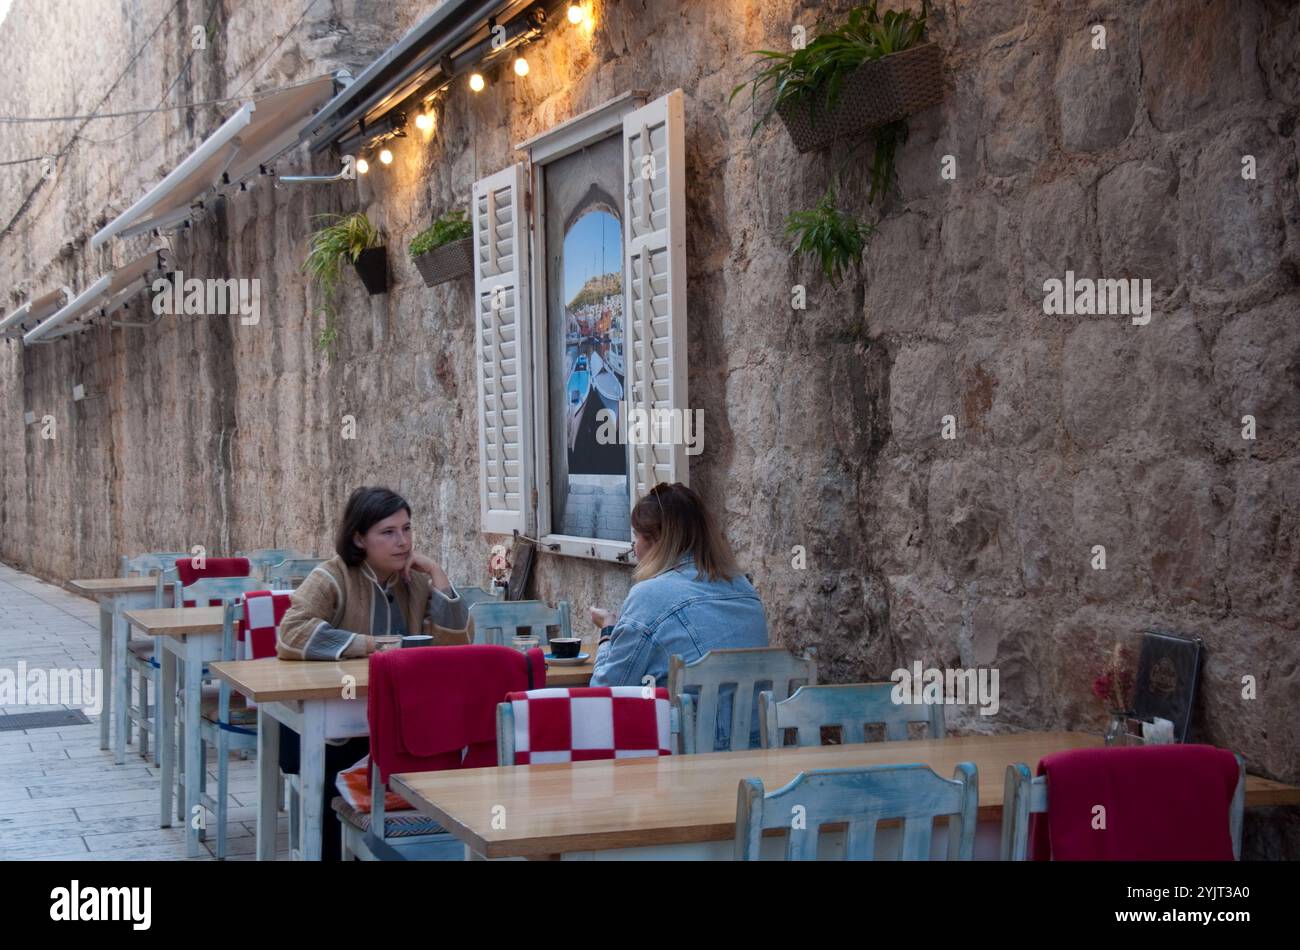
xmin=1132 ymin=629 xmax=1203 ymax=743
xmin=506 ymin=538 xmax=536 ymax=602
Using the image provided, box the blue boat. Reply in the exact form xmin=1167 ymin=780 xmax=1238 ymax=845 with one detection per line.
xmin=566 ymin=354 xmax=591 ymax=451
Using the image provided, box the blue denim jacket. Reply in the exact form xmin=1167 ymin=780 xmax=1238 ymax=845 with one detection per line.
xmin=590 ymin=555 xmax=769 ymax=689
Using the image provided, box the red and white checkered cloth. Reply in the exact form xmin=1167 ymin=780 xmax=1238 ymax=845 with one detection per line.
xmin=240 ymin=590 xmax=293 ymax=661
xmin=503 ymin=686 xmax=672 ymax=765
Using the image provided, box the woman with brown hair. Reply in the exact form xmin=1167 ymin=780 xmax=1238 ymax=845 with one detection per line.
xmin=588 ymin=482 xmax=768 ymax=690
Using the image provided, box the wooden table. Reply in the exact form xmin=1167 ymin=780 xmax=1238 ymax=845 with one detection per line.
xmin=69 ymin=577 xmax=166 ymax=764
xmin=390 ymin=731 xmax=1300 ymax=860
xmin=123 ymin=605 xmax=227 ymax=858
xmin=211 ymin=651 xmax=596 ymax=860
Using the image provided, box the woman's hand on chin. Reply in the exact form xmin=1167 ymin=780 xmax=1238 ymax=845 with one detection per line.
xmin=404 ymin=552 xmax=451 ymax=589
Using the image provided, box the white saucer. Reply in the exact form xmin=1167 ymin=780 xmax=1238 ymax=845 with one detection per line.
xmin=545 ymin=652 xmax=590 ymax=666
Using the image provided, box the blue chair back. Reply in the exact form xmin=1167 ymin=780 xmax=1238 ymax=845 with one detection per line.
xmin=760 ymin=683 xmax=945 ymax=748
xmin=121 ymin=552 xmax=189 ymax=607
xmin=239 ymin=548 xmax=307 ymax=580
xmin=469 ymin=600 xmax=571 ymax=648
xmin=669 ymin=647 xmax=816 ymax=754
xmin=264 ymin=557 xmax=326 ymax=589
xmin=735 ymin=763 xmax=979 ymax=861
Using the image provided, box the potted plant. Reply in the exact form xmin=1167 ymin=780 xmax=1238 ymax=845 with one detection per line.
xmin=731 ymin=2 xmax=940 ymax=200
xmin=785 ymin=188 xmax=876 ymax=288
xmin=304 ymin=212 xmax=386 ymax=352
xmin=410 ymin=209 xmax=473 ymax=287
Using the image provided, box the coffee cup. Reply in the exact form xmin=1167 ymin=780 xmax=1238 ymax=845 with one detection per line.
xmin=401 ymin=635 xmax=434 ymax=649
xmin=550 ymin=637 xmax=582 ymax=659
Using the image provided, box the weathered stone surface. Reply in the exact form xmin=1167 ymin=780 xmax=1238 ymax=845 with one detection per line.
xmin=1054 ymin=14 xmax=1138 ymax=152
xmin=938 ymin=195 xmax=1012 ymax=315
xmin=1140 ymin=0 xmax=1267 ymax=133
xmin=1062 ymin=320 xmax=1144 ymax=449
xmin=1211 ymin=302 xmax=1300 ymax=460
xmin=1020 ymin=177 xmax=1098 ymax=303
xmin=1097 ymin=159 xmax=1179 ymax=289
xmin=978 ymin=39 xmax=1054 ymax=175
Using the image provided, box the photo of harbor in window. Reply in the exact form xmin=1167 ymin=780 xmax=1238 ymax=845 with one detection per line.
xmin=543 ymin=135 xmax=630 ymax=541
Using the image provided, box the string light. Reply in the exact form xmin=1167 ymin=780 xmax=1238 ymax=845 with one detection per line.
xmin=567 ymin=4 xmax=583 ymax=24
xmin=379 ymin=148 xmax=393 ymax=165
xmin=469 ymin=72 xmax=486 ymax=92
xmin=513 ymin=56 xmax=529 ymax=77
xmin=355 ymin=156 xmax=369 ymax=174
xmin=414 ymin=110 xmax=434 ymax=131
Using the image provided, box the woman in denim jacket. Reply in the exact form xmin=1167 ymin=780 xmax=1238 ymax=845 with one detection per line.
xmin=589 ymin=482 xmax=769 ymax=691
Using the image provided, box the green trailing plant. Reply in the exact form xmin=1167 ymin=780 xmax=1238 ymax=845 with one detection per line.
xmin=409 ymin=209 xmax=472 ymax=258
xmin=730 ymin=1 xmax=928 ymax=203
xmin=303 ymin=212 xmax=383 ymax=353
xmin=784 ymin=188 xmax=876 ymax=288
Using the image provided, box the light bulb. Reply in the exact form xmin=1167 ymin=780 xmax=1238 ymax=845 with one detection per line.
xmin=415 ymin=111 xmax=432 ymax=131
xmin=514 ymin=56 xmax=529 ymax=77
xmin=379 ymin=148 xmax=393 ymax=165
xmin=355 ymin=157 xmax=370 ymax=174
xmin=469 ymin=72 xmax=485 ymax=92
xmin=567 ymin=4 xmax=583 ymax=24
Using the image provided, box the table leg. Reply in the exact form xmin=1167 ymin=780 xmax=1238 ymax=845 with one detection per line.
xmin=98 ymin=600 xmax=112 ymax=751
xmin=183 ymin=644 xmax=203 ymax=858
xmin=299 ymin=703 xmax=325 ymax=861
xmin=256 ymin=709 xmax=280 ymax=861
xmin=112 ymin=601 xmax=129 ymax=765
xmin=159 ymin=645 xmax=176 ymax=828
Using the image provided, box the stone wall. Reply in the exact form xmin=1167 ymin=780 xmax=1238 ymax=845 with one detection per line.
xmin=1 ymin=0 xmax=1297 ymax=854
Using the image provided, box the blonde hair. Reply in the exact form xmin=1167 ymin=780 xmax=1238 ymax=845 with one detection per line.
xmin=631 ymin=482 xmax=741 ymax=582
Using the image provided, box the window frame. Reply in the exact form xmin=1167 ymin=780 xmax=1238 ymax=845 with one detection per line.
xmin=520 ymin=92 xmax=648 ymax=564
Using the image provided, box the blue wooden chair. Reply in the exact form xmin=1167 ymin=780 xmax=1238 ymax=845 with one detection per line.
xmin=239 ymin=548 xmax=307 ymax=581
xmin=1000 ymin=753 xmax=1246 ymax=861
xmin=468 ymin=599 xmax=571 ymax=649
xmin=735 ymin=763 xmax=979 ymax=861
xmin=120 ymin=552 xmax=188 ymax=762
xmin=167 ymin=575 xmax=266 ymax=850
xmin=456 ymin=584 xmax=505 ymax=611
xmin=759 ymin=683 xmax=945 ymax=749
xmin=669 ymin=647 xmax=816 ymax=754
xmin=263 ymin=557 xmax=325 ymax=589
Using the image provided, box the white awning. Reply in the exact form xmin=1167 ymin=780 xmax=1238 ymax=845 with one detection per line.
xmin=0 ymin=287 xmax=73 ymax=338
xmin=23 ymin=248 xmax=171 ymax=344
xmin=90 ymin=75 xmax=340 ymax=249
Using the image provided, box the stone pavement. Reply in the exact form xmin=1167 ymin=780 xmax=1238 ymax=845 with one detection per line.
xmin=0 ymin=561 xmax=289 ymax=860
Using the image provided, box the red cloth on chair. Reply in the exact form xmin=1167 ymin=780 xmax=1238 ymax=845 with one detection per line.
xmin=368 ymin=645 xmax=546 ymax=784
xmin=502 ymin=686 xmax=672 ymax=765
xmin=240 ymin=590 xmax=292 ymax=659
xmin=175 ymin=557 xmax=251 ymax=607
xmin=1029 ymin=745 xmax=1240 ymax=861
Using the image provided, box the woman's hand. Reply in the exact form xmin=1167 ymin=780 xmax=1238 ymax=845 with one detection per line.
xmin=404 ymin=552 xmax=451 ymax=590
xmin=589 ymin=607 xmax=618 ymax=629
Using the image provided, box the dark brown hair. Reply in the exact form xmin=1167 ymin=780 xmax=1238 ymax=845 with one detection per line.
xmin=335 ymin=486 xmax=411 ymax=566
xmin=630 ymin=482 xmax=741 ymax=582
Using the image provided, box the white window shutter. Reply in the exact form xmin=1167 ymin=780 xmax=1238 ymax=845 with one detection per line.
xmin=473 ymin=163 xmax=533 ymax=536
xmin=622 ymin=88 xmax=688 ymax=506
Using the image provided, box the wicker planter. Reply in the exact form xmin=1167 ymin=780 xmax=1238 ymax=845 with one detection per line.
xmin=776 ymin=42 xmax=943 ymax=154
xmin=353 ymin=246 xmax=388 ymax=295
xmin=412 ymin=237 xmax=473 ymax=288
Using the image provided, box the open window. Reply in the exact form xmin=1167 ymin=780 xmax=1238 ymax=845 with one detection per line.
xmin=472 ymin=89 xmax=688 ymax=562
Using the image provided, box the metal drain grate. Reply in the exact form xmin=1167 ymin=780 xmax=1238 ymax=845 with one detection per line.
xmin=0 ymin=709 xmax=92 ymax=731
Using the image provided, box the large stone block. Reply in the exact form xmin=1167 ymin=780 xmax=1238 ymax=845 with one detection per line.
xmin=1136 ymin=458 xmax=1228 ymax=609
xmin=1054 ymin=12 xmax=1138 ymax=152
xmin=888 ymin=342 xmax=960 ymax=452
xmin=1072 ymin=459 xmax=1141 ymax=603
xmin=1020 ymin=177 xmax=1098 ymax=304
xmin=926 ymin=453 xmax=1022 ymax=590
xmin=1179 ymin=120 xmax=1292 ymax=293
xmin=1062 ymin=319 xmax=1144 ymax=449
xmin=1211 ymin=302 xmax=1300 ymax=457
xmin=938 ymin=196 xmax=1012 ymax=316
xmin=1097 ymin=159 xmax=1179 ymax=290
xmin=1140 ymin=0 xmax=1266 ymax=133
xmin=979 ymin=39 xmax=1054 ymax=176
xmin=1224 ymin=459 xmax=1300 ymax=630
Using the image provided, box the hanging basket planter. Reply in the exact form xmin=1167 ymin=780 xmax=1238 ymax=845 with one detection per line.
xmin=776 ymin=42 xmax=943 ymax=154
xmin=353 ymin=246 xmax=389 ymax=295
xmin=412 ymin=236 xmax=474 ymax=288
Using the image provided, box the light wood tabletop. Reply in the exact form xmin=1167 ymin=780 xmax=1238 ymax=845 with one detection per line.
xmin=211 ymin=651 xmax=596 ymax=703
xmin=69 ymin=577 xmax=159 ymax=596
xmin=389 ymin=731 xmax=1300 ymax=859
xmin=122 ymin=606 xmax=225 ymax=637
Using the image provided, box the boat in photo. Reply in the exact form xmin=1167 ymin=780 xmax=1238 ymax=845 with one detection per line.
xmin=592 ymin=354 xmax=623 ymax=420
xmin=566 ymin=353 xmax=591 ymax=452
